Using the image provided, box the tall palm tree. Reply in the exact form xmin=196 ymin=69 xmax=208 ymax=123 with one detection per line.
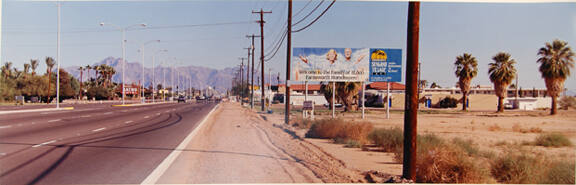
xmin=85 ymin=65 xmax=91 ymax=80
xmin=45 ymin=57 xmax=55 ymax=103
xmin=320 ymin=82 xmax=334 ymax=110
xmin=78 ymin=66 xmax=84 ymax=98
xmin=537 ymin=39 xmax=575 ymax=115
xmin=24 ymin=63 xmax=31 ymax=74
xmin=489 ymin=52 xmax=517 ymax=112
xmin=336 ymin=82 xmax=361 ymax=112
xmin=30 ymin=59 xmax=38 ymax=75
xmin=2 ymin=62 xmax=13 ymax=79
xmin=454 ymin=53 xmax=478 ymax=111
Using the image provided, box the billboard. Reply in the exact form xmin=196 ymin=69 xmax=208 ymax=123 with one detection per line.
xmin=292 ymin=48 xmax=369 ymax=82
xmin=369 ymin=48 xmax=402 ymax=82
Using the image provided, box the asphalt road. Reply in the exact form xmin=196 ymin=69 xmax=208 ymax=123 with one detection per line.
xmin=0 ymin=101 xmax=217 ymax=184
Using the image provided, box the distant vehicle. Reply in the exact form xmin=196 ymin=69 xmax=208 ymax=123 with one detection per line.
xmin=178 ymin=96 xmax=186 ymax=103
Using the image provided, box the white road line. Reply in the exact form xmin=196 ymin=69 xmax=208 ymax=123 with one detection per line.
xmin=47 ymin=119 xmax=61 ymax=123
xmin=92 ymin=127 xmax=106 ymax=132
xmin=141 ymin=104 xmax=220 ymax=184
xmin=0 ymin=153 xmax=6 ymax=156
xmin=125 ymin=120 xmax=133 ymax=124
xmin=156 ymin=113 xmax=161 ymax=116
xmin=0 ymin=125 xmax=13 ymax=129
xmin=164 ymin=110 xmax=170 ymax=113
xmin=80 ymin=115 xmax=91 ymax=118
xmin=103 ymin=112 xmax=113 ymax=115
xmin=32 ymin=140 xmax=57 ymax=148
xmin=144 ymin=116 xmax=150 ymax=119
xmin=31 ymin=122 xmax=36 ymax=125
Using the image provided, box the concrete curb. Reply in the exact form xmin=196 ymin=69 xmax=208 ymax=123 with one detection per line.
xmin=0 ymin=107 xmax=74 ymax=115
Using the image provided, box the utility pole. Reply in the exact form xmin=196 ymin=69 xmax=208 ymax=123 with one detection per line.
xmin=56 ymin=1 xmax=61 ymax=108
xmin=244 ymin=47 xmax=251 ymax=106
xmin=285 ymin=0 xmax=292 ymax=124
xmin=252 ymin=9 xmax=272 ymax=111
xmin=246 ymin=34 xmax=260 ymax=109
xmin=403 ymin=1 xmax=420 ymax=181
xmin=239 ymin=58 xmax=245 ymax=106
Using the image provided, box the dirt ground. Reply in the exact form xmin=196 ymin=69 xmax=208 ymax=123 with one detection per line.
xmin=268 ymin=103 xmax=576 ymax=177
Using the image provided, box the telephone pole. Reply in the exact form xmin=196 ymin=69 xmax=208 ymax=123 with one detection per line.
xmin=285 ymin=0 xmax=292 ymax=124
xmin=239 ymin=58 xmax=246 ymax=106
xmin=246 ymin=34 xmax=260 ymax=109
xmin=244 ymin=47 xmax=252 ymax=107
xmin=252 ymin=9 xmax=272 ymax=111
xmin=403 ymin=1 xmax=420 ymax=181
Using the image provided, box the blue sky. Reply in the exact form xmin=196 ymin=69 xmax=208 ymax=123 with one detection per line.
xmin=2 ymin=0 xmax=575 ymax=90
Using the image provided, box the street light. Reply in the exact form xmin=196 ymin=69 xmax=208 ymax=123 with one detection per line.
xmin=152 ymin=49 xmax=168 ymax=103
xmin=100 ymin=22 xmax=146 ymax=105
xmin=138 ymin=40 xmax=160 ymax=103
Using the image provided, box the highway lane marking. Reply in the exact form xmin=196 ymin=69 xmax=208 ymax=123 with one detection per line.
xmin=164 ymin=110 xmax=170 ymax=113
xmin=125 ymin=121 xmax=133 ymax=124
xmin=0 ymin=125 xmax=13 ymax=129
xmin=47 ymin=119 xmax=62 ymax=123
xmin=144 ymin=116 xmax=150 ymax=119
xmin=0 ymin=153 xmax=5 ymax=156
xmin=32 ymin=140 xmax=57 ymax=148
xmin=80 ymin=115 xmax=92 ymax=118
xmin=103 ymin=112 xmax=113 ymax=115
xmin=92 ymin=127 xmax=106 ymax=132
xmin=156 ymin=113 xmax=161 ymax=116
xmin=141 ymin=104 xmax=220 ymax=185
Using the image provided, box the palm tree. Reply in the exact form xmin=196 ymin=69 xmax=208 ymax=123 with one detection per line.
xmin=85 ymin=65 xmax=91 ymax=80
xmin=489 ymin=52 xmax=517 ymax=112
xmin=24 ymin=63 xmax=31 ymax=74
xmin=336 ymin=82 xmax=361 ymax=112
xmin=454 ymin=53 xmax=478 ymax=111
xmin=31 ymin=59 xmax=38 ymax=75
xmin=320 ymin=82 xmax=334 ymax=109
xmin=78 ymin=66 xmax=84 ymax=98
xmin=45 ymin=57 xmax=55 ymax=103
xmin=537 ymin=39 xmax=575 ymax=115
xmin=2 ymin=62 xmax=13 ymax=79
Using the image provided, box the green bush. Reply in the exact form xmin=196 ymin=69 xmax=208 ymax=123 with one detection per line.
xmin=534 ymin=133 xmax=573 ymax=147
xmin=368 ymin=127 xmax=403 ymax=152
xmin=491 ymin=153 xmax=543 ymax=184
xmin=452 ymin=138 xmax=480 ymax=156
xmin=435 ymin=96 xmax=458 ymax=108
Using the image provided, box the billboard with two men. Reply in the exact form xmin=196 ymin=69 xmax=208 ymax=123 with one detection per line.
xmin=291 ymin=47 xmax=401 ymax=82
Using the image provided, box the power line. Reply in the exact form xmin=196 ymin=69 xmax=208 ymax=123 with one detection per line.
xmin=293 ymin=0 xmax=313 ymax=18
xmin=293 ymin=0 xmax=335 ymax=33
xmin=292 ymin=0 xmax=324 ymax=27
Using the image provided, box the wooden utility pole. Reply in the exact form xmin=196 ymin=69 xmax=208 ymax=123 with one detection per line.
xmin=239 ymin=58 xmax=245 ymax=106
xmin=246 ymin=34 xmax=260 ymax=109
xmin=252 ymin=9 xmax=272 ymax=111
xmin=403 ymin=1 xmax=420 ymax=181
xmin=285 ymin=0 xmax=292 ymax=124
xmin=244 ymin=47 xmax=251 ymax=106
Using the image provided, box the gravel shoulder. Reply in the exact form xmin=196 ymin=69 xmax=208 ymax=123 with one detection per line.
xmin=156 ymin=102 xmax=365 ymax=183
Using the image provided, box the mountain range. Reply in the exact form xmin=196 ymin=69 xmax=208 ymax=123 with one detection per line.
xmin=64 ymin=57 xmax=249 ymax=93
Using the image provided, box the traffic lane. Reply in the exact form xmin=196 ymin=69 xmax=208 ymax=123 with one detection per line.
xmin=0 ymin=103 xmax=216 ymax=184
xmin=0 ymin=103 xmax=178 ymax=133
xmin=0 ymin=102 xmax=144 ymax=123
xmin=0 ymin=102 xmax=119 ymax=111
xmin=0 ymin=103 xmax=186 ymax=156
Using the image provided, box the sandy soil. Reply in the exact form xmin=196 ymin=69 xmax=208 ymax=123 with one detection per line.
xmin=268 ymin=103 xmax=576 ymax=178
xmin=157 ymin=102 xmax=365 ymax=183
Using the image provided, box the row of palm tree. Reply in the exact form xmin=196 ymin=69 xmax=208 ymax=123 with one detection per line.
xmin=454 ymin=39 xmax=574 ymax=115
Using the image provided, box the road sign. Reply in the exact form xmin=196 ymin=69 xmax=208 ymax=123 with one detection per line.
xmin=303 ymin=100 xmax=314 ymax=110
xmin=369 ymin=48 xmax=402 ymax=82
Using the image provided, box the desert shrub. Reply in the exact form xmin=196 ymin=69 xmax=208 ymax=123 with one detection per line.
xmin=488 ymin=124 xmax=501 ymax=131
xmin=491 ymin=153 xmax=543 ymax=184
xmin=368 ymin=127 xmax=403 ymax=152
xmin=512 ymin=123 xmax=544 ymax=133
xmin=344 ymin=139 xmax=362 ymax=148
xmin=452 ymin=138 xmax=480 ymax=156
xmin=416 ymin=145 xmax=490 ymax=183
xmin=435 ymin=96 xmax=458 ymax=108
xmin=291 ymin=117 xmax=314 ymax=129
xmin=305 ymin=119 xmax=373 ymax=144
xmin=533 ymin=133 xmax=573 ymax=147
xmin=540 ymin=161 xmax=575 ymax=184
xmin=559 ymin=96 xmax=576 ymax=110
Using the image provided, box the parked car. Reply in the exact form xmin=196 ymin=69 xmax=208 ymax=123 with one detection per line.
xmin=178 ymin=96 xmax=186 ymax=103
xmin=323 ymin=103 xmax=343 ymax=108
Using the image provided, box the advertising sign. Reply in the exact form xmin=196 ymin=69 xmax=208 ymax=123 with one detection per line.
xmin=369 ymin=48 xmax=402 ymax=82
xmin=292 ymin=48 xmax=369 ymax=82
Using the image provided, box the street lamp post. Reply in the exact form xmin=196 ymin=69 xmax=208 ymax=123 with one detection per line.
xmin=100 ymin=22 xmax=146 ymax=105
xmin=138 ymin=40 xmax=160 ymax=103
xmin=152 ymin=49 xmax=168 ymax=103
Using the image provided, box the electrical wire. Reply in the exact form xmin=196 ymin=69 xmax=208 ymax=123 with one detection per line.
xmin=293 ymin=0 xmax=335 ymax=33
xmin=292 ymin=0 xmax=324 ymax=27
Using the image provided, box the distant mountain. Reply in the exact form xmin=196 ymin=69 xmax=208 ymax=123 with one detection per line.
xmin=64 ymin=57 xmax=247 ymax=93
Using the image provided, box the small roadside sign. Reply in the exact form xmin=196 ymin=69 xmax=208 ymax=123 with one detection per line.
xmin=369 ymin=48 xmax=402 ymax=82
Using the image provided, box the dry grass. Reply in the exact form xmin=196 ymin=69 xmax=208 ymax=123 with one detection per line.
xmin=491 ymin=152 xmax=543 ymax=184
xmin=512 ymin=123 xmax=543 ymax=133
xmin=368 ymin=127 xmax=403 ymax=152
xmin=305 ymin=118 xmax=373 ymax=144
xmin=416 ymin=145 xmax=491 ymax=183
xmin=533 ymin=133 xmax=573 ymax=147
xmin=488 ymin=124 xmax=502 ymax=131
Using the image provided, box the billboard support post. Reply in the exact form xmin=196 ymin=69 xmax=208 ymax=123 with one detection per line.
xmin=362 ymin=81 xmax=365 ymax=119
xmin=332 ymin=81 xmax=335 ymax=118
xmin=387 ymin=82 xmax=390 ymax=119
